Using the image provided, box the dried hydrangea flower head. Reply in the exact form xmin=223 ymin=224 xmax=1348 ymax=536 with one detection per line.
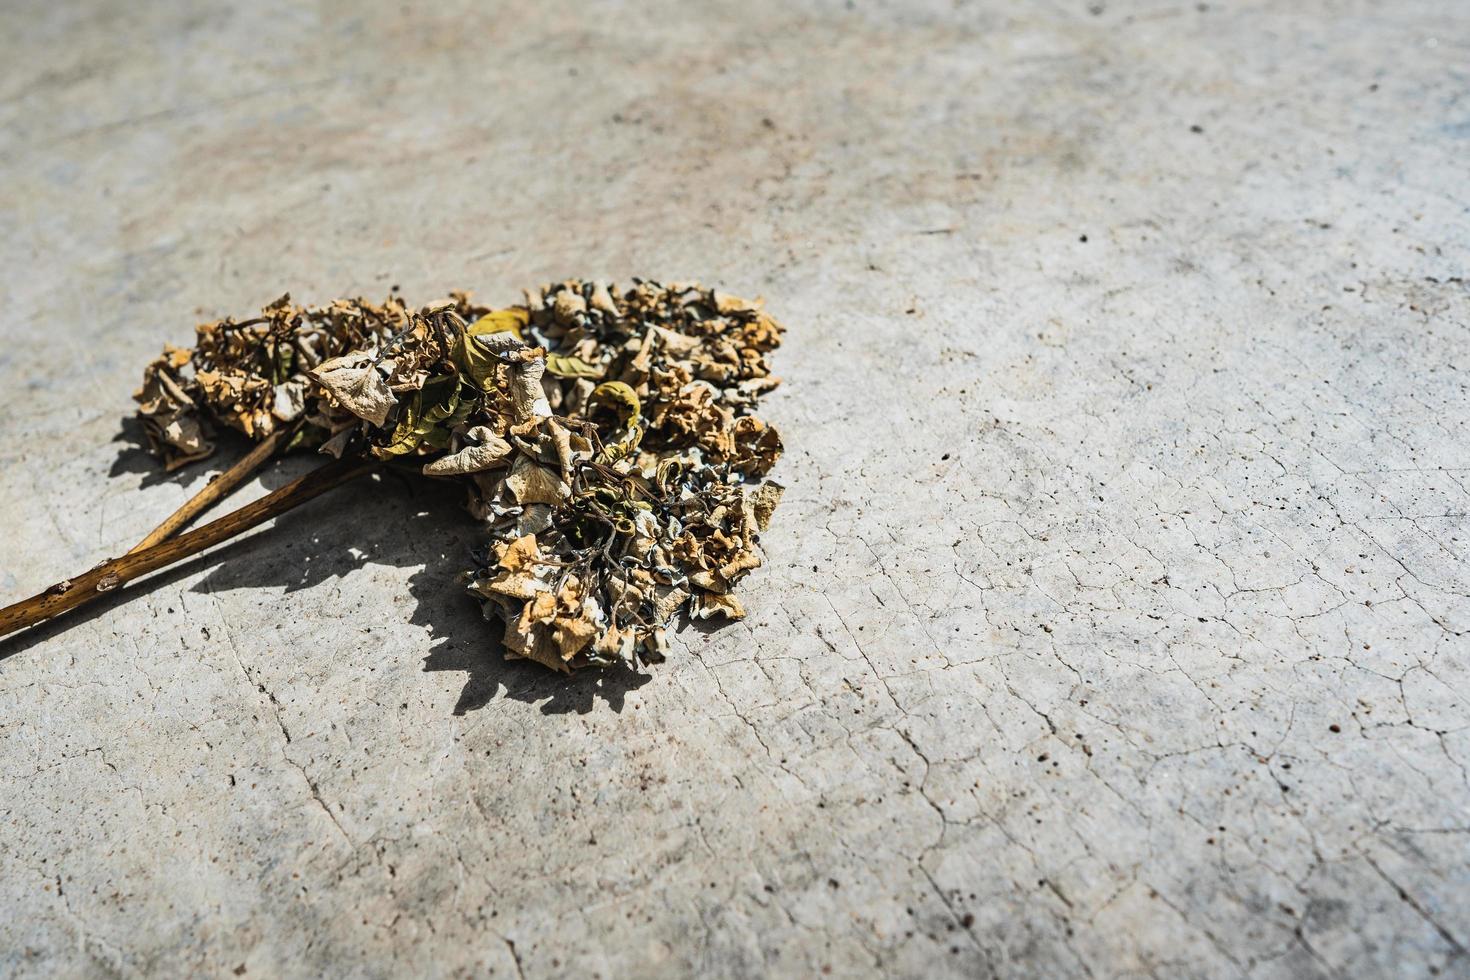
xmin=132 ymin=280 xmax=784 ymax=673
xmin=135 ymin=293 xmax=414 ymax=468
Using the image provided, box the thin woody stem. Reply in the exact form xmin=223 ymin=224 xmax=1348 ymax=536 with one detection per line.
xmin=128 ymin=422 xmax=301 ymax=554
xmin=0 ymin=457 xmax=377 ymax=639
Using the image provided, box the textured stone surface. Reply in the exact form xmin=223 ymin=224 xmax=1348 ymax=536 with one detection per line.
xmin=2 ymin=1 xmax=1468 ymax=977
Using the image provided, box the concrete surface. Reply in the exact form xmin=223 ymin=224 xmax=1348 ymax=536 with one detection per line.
xmin=2 ymin=1 xmax=1468 ymax=977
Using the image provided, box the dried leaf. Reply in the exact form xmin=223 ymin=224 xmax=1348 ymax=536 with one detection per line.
xmin=544 ymin=353 xmax=604 ymax=379
xmin=505 ymin=455 xmax=570 ymax=505
xmin=422 ymin=426 xmax=513 ymax=476
xmin=310 ymin=353 xmax=396 ymax=426
xmin=466 ymin=307 xmax=528 ymax=340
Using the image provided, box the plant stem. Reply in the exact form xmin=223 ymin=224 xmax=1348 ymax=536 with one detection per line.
xmin=0 ymin=457 xmax=376 ymax=639
xmin=128 ymin=423 xmax=300 ymax=554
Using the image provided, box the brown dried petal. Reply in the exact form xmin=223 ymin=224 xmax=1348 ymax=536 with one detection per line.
xmin=694 ymin=592 xmax=746 ymax=620
xmin=749 ymin=482 xmax=784 ymax=532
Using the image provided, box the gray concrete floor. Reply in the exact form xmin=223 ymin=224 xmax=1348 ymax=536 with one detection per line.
xmin=2 ymin=1 xmax=1468 ymax=977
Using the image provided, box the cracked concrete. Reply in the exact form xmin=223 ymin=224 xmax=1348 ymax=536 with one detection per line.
xmin=2 ymin=0 xmax=1468 ymax=976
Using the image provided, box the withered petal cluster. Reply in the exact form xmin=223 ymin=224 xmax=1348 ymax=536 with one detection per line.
xmin=135 ymin=280 xmax=784 ymax=672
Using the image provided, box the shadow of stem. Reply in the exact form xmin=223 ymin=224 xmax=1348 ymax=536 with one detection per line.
xmin=3 ymin=427 xmax=656 ymax=715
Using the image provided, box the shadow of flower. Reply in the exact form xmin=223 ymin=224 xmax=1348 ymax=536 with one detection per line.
xmin=3 ymin=428 xmax=662 ymax=715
